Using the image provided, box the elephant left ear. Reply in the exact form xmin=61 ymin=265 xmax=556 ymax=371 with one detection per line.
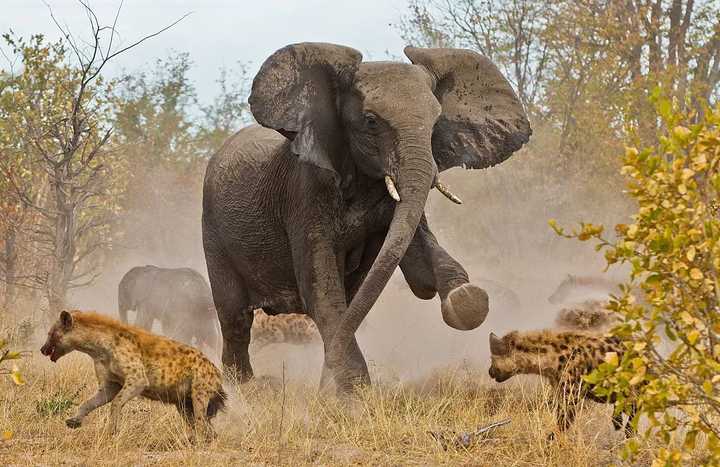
xmin=404 ymin=46 xmax=531 ymax=172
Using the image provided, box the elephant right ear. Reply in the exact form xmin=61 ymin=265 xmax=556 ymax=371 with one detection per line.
xmin=249 ymin=43 xmax=363 ymax=173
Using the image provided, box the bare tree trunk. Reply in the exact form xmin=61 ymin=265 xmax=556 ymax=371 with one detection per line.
xmin=46 ymin=170 xmax=76 ymax=317
xmin=3 ymin=228 xmax=17 ymax=310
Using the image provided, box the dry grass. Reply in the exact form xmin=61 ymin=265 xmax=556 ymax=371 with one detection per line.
xmin=0 ymin=347 xmax=661 ymax=467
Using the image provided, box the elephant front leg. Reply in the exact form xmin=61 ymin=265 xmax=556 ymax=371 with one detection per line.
xmin=399 ymin=214 xmax=489 ymax=330
xmin=135 ymin=307 xmax=155 ymax=331
xmin=290 ymin=228 xmax=369 ymax=393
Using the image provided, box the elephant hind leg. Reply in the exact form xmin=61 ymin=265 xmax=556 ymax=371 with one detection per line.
xmin=203 ymin=238 xmax=253 ymax=383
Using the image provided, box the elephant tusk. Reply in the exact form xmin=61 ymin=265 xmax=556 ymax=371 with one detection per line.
xmin=384 ymin=175 xmax=401 ymax=202
xmin=435 ymin=181 xmax=463 ymax=204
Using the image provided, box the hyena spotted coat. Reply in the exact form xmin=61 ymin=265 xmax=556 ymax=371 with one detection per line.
xmin=488 ymin=330 xmax=636 ymax=437
xmin=40 ymin=310 xmax=226 ymax=439
xmin=250 ymin=309 xmax=320 ymax=350
xmin=554 ymin=299 xmax=616 ymax=331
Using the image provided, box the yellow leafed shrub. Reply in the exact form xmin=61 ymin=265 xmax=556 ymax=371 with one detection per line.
xmin=551 ymin=99 xmax=720 ymax=465
xmin=0 ymin=339 xmax=25 ymax=386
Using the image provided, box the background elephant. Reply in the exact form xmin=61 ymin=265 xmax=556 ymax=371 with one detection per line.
xmin=202 ymin=43 xmax=531 ymax=391
xmin=118 ymin=265 xmax=222 ymax=358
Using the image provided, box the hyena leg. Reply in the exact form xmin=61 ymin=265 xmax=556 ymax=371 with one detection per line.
xmin=190 ymin=383 xmax=214 ymax=442
xmin=548 ymin=382 xmax=580 ymax=439
xmin=66 ymin=382 xmax=121 ymax=428
xmin=175 ymin=398 xmax=197 ymax=440
xmin=175 ymin=399 xmax=194 ymax=425
xmin=106 ymin=379 xmax=146 ymax=435
xmin=623 ymin=404 xmax=637 ymax=438
xmin=554 ymin=399 xmax=578 ymax=433
xmin=611 ymin=412 xmax=624 ymax=431
xmin=611 ymin=408 xmax=636 ymax=438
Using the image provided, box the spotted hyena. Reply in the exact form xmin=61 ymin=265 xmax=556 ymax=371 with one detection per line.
xmin=40 ymin=310 xmax=226 ymax=440
xmin=554 ymin=299 xmax=616 ymax=331
xmin=488 ymin=330 xmax=636 ymax=438
xmin=250 ymin=309 xmax=320 ymax=350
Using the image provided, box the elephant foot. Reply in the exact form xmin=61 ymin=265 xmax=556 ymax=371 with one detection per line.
xmin=324 ymin=356 xmax=371 ymax=396
xmin=65 ymin=417 xmax=82 ymax=429
xmin=221 ymin=343 xmax=254 ymax=384
xmin=221 ymin=360 xmax=253 ymax=384
xmin=441 ymin=283 xmax=489 ymax=330
xmin=334 ymin=373 xmax=371 ymax=396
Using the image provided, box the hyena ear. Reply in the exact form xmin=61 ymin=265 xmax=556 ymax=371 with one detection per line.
xmin=489 ymin=332 xmax=509 ymax=355
xmin=60 ymin=310 xmax=73 ymax=330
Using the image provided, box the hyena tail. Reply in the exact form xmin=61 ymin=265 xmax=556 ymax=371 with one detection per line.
xmin=207 ymin=387 xmax=227 ymax=419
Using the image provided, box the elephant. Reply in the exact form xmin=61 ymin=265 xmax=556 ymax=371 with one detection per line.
xmin=202 ymin=43 xmax=531 ymax=392
xmin=547 ymin=274 xmax=621 ymax=305
xmin=118 ymin=265 xmax=222 ymax=358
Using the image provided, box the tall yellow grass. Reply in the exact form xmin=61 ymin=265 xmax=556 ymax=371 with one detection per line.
xmin=0 ymin=349 xmax=659 ymax=466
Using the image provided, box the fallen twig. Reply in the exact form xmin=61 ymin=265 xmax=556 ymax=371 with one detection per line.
xmin=429 ymin=418 xmax=511 ymax=450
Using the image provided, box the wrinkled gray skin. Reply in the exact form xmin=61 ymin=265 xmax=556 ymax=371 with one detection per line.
xmin=118 ymin=265 xmax=222 ymax=356
xmin=202 ymin=43 xmax=531 ymax=392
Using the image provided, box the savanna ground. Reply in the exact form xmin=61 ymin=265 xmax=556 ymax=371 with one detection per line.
xmin=0 ymin=276 xmax=660 ymax=467
xmin=2 ymin=353 xmax=657 ymax=466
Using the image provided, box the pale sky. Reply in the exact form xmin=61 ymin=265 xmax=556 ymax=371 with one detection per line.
xmin=1 ymin=0 xmax=411 ymax=101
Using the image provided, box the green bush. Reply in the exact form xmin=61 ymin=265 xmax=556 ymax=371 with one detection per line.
xmin=552 ymin=101 xmax=720 ymax=464
xmin=35 ymin=390 xmax=80 ymax=418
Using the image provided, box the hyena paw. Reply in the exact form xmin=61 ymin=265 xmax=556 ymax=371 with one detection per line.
xmin=65 ymin=417 xmax=82 ymax=428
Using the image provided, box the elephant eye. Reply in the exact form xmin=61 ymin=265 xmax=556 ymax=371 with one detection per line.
xmin=364 ymin=113 xmax=378 ymax=130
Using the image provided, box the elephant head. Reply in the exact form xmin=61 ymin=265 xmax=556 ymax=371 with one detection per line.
xmin=248 ymin=43 xmax=530 ymax=360
xmin=118 ymin=265 xmax=158 ymax=322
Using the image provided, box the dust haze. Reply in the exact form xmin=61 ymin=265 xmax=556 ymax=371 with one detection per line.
xmin=68 ymin=127 xmax=631 ymax=385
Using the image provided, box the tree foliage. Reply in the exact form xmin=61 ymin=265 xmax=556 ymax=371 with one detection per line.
xmin=110 ymin=53 xmax=250 ymax=264
xmin=399 ymin=0 xmax=720 ymax=275
xmin=401 ymin=1 xmax=720 ymax=143
xmin=0 ymin=4 xmax=203 ymax=317
xmin=552 ymin=97 xmax=720 ymax=464
xmin=0 ymin=31 xmax=123 ymax=315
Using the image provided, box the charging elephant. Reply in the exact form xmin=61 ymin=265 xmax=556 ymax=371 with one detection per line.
xmin=118 ymin=265 xmax=222 ymax=357
xmin=202 ymin=43 xmax=531 ymax=392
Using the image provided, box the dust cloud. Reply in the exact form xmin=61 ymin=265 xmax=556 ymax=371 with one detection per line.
xmin=67 ymin=136 xmax=631 ymax=386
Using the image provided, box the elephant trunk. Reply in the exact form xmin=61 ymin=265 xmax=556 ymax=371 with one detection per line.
xmin=328 ymin=134 xmax=435 ymax=377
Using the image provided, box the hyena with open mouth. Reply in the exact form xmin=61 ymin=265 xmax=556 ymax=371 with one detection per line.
xmin=41 ymin=310 xmax=226 ymax=441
